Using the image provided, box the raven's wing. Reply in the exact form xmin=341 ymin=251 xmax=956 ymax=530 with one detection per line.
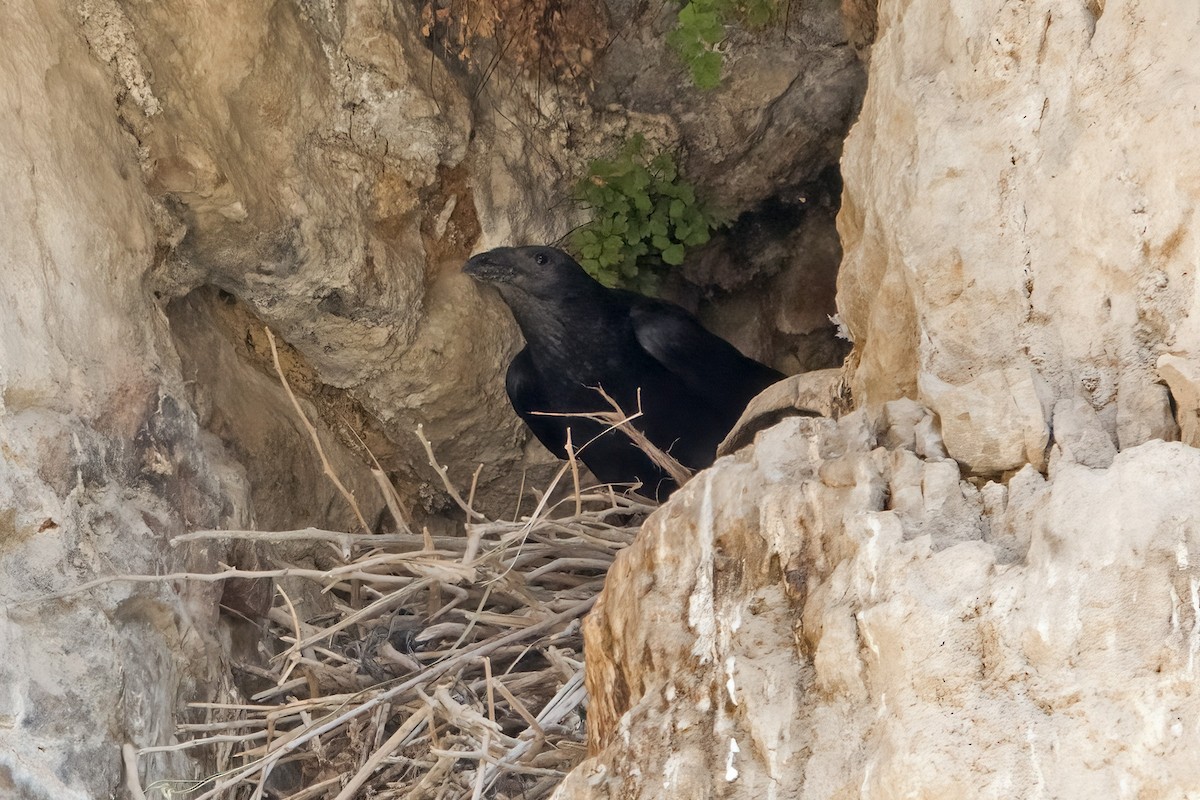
xmin=505 ymin=346 xmax=570 ymax=459
xmin=625 ymin=294 xmax=784 ymax=420
xmin=506 ymin=345 xmax=675 ymax=498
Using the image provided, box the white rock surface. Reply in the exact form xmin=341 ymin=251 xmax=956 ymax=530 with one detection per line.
xmin=0 ymin=4 xmax=246 ymax=796
xmin=837 ymin=0 xmax=1195 ymax=471
xmin=559 ymin=414 xmax=1200 ymax=799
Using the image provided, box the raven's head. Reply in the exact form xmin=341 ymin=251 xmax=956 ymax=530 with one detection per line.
xmin=464 ymin=246 xmax=607 ymax=340
xmin=463 ymin=246 xmax=588 ymax=298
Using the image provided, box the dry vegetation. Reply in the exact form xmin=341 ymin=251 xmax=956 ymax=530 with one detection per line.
xmin=139 ymin=485 xmax=647 ymax=799
xmin=419 ymin=0 xmax=610 ymax=86
xmin=112 ymin=330 xmax=671 ymax=799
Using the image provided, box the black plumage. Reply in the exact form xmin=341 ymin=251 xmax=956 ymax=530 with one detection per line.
xmin=464 ymin=246 xmax=784 ymax=500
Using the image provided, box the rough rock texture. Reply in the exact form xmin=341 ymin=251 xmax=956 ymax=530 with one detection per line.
xmin=84 ymin=0 xmax=533 ymax=505
xmin=837 ymin=0 xmax=1195 ymax=473
xmin=69 ymin=0 xmax=861 ymax=517
xmin=0 ymin=4 xmax=246 ymax=797
xmin=3 ymin=0 xmax=863 ymax=795
xmin=597 ymin=0 xmax=862 ymax=213
xmin=596 ymin=0 xmax=863 ymax=375
xmin=559 ymin=414 xmax=1200 ymax=799
xmin=556 ymin=0 xmax=1200 ymax=797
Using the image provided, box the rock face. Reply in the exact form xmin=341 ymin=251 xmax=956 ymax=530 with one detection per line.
xmin=0 ymin=5 xmax=246 ymax=797
xmin=837 ymin=0 xmax=1195 ymax=473
xmin=558 ymin=0 xmax=1200 ymax=797
xmin=560 ymin=415 xmax=1200 ymax=799
xmin=12 ymin=0 xmax=1200 ymax=795
xmin=71 ymin=0 xmax=859 ymax=516
xmin=3 ymin=0 xmax=858 ymax=796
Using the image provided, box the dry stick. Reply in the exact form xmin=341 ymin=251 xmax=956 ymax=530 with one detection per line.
xmin=274 ymin=584 xmax=306 ymax=687
xmin=476 ymin=660 xmax=499 ymax=800
xmin=139 ymin=731 xmax=270 ymax=754
xmin=530 ymin=385 xmax=691 ymax=491
xmin=332 ymin=706 xmax=432 ymax=800
xmin=478 ymin=673 xmax=586 ymax=793
xmin=564 ymin=428 xmax=582 ymax=517
xmin=371 ymin=468 xmax=413 ymax=535
xmin=281 ymin=774 xmax=344 ymax=800
xmin=173 ymin=527 xmax=452 ymax=552
xmin=265 ymin=327 xmax=371 ymax=533
xmin=416 ymin=423 xmax=486 ymax=521
xmin=187 ymin=597 xmax=596 ymax=800
xmin=342 ymin=416 xmax=415 ymax=535
xmin=467 ymin=463 xmax=483 ymax=513
xmin=168 ymin=441 xmax=636 ymax=798
xmin=122 ymin=743 xmax=147 ymax=800
xmin=591 ymin=386 xmax=692 ymax=487
xmin=489 ymin=677 xmax=543 ymax=739
xmin=285 ymin=578 xmax=435 ymax=653
xmin=22 ymin=565 xmax=382 ymax=606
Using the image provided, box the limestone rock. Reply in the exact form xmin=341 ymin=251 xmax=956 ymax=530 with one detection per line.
xmin=918 ymin=367 xmax=1051 ymax=474
xmin=837 ymin=0 xmax=1200 ymax=473
xmin=717 ymin=368 xmax=848 ymax=456
xmin=0 ymin=5 xmax=246 ymax=796
xmin=558 ymin=414 xmax=1200 ymax=799
xmin=1051 ymin=395 xmax=1117 ymax=470
xmin=1157 ymin=353 xmax=1200 ymax=447
xmin=1116 ymin=376 xmax=1178 ymax=449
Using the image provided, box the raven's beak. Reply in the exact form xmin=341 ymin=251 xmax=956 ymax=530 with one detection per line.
xmin=463 ymin=250 xmax=513 ymax=284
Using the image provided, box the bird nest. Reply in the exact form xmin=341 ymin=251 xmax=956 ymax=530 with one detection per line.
xmin=127 ymin=436 xmax=649 ymax=800
xmin=100 ymin=330 xmax=668 ymax=799
xmin=126 ymin=443 xmax=648 ymax=800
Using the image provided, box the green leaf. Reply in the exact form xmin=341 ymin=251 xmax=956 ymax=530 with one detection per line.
xmin=661 ymin=243 xmax=686 ymax=265
xmin=694 ymin=10 xmax=724 ymax=43
xmin=691 ymin=50 xmax=723 ymax=90
xmin=683 ymin=227 xmax=711 ymax=247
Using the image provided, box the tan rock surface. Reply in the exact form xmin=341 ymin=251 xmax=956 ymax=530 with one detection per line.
xmin=837 ymin=0 xmax=1194 ymax=472
xmin=560 ymin=414 xmax=1200 ymax=799
xmin=0 ymin=4 xmax=246 ymax=795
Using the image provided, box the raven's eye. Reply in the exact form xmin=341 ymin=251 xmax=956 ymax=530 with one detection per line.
xmin=534 ymin=252 xmax=548 ymax=266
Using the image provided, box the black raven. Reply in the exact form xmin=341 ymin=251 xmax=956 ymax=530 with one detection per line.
xmin=464 ymin=246 xmax=784 ymax=500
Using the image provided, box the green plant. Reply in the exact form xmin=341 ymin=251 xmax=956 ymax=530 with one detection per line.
xmin=667 ymin=0 xmax=779 ymax=89
xmin=570 ymin=135 xmax=727 ymax=293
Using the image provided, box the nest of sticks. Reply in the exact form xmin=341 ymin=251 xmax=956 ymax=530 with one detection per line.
xmin=138 ymin=447 xmax=651 ymax=800
xmin=116 ymin=331 xmax=680 ymax=799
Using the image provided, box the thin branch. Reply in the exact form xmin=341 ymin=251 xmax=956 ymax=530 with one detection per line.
xmin=265 ymin=327 xmax=371 ymax=533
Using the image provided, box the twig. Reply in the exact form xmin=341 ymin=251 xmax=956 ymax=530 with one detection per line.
xmin=265 ymin=327 xmax=371 ymax=533
xmin=189 ymin=598 xmax=596 ymax=799
xmin=122 ymin=743 xmax=147 ymax=800
xmin=332 ymin=706 xmax=431 ymax=800
xmin=416 ymin=424 xmax=487 ymax=521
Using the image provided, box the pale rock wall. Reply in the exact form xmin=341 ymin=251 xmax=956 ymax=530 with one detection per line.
xmin=838 ymin=0 xmax=1196 ymax=473
xmin=0 ymin=3 xmax=247 ymax=797
xmin=561 ymin=414 xmax=1200 ymax=799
